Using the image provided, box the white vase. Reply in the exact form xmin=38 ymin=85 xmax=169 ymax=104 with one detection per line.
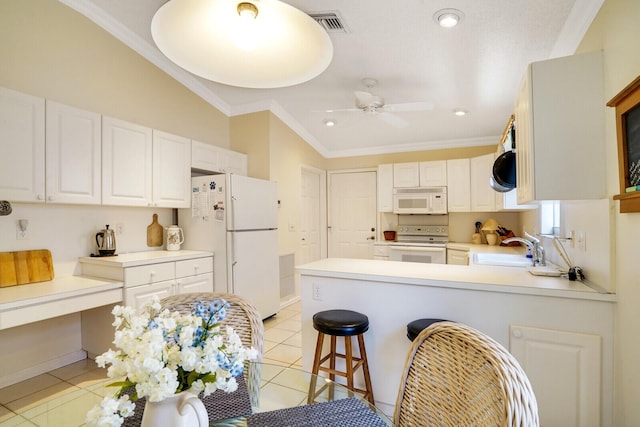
xmin=140 ymin=391 xmax=208 ymax=427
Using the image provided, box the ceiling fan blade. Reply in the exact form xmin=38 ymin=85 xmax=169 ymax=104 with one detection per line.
xmin=384 ymin=101 xmax=434 ymax=112
xmin=378 ymin=112 xmax=409 ymax=128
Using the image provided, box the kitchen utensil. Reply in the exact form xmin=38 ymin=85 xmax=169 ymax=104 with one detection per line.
xmin=492 ymin=151 xmax=516 ymax=190
xmin=165 ymin=225 xmax=184 ymax=251
xmin=95 ymin=225 xmax=116 ymax=256
xmin=552 ymin=237 xmax=573 ymax=269
xmin=472 ymin=222 xmax=482 ymax=244
xmin=0 ymin=249 xmax=54 ymax=287
xmin=147 ymin=214 xmax=163 ymax=247
xmin=383 ymin=230 xmax=396 ymax=241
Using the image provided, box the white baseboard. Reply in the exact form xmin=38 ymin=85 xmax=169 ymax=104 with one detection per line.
xmin=0 ymin=350 xmax=87 ymax=389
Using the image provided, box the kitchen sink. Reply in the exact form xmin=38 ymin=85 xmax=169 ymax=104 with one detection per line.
xmin=473 ymin=252 xmax=532 ymax=267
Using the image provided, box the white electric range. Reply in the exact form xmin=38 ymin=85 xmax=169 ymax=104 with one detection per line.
xmin=386 ymin=225 xmax=448 ymax=264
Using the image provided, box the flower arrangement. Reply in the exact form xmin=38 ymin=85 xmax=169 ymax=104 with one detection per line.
xmin=86 ymin=297 xmax=258 ymax=426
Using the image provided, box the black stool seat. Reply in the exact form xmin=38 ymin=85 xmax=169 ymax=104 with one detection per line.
xmin=407 ymin=318 xmax=448 ymax=341
xmin=313 ymin=310 xmax=369 ymax=336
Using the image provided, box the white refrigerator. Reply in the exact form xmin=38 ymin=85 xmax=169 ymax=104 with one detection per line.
xmin=178 ymin=174 xmax=280 ymax=319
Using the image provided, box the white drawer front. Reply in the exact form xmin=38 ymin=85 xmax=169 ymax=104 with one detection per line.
xmin=124 ymin=262 xmax=175 ymax=287
xmin=374 ymin=245 xmax=390 ymax=256
xmin=176 ymin=257 xmax=213 ymax=278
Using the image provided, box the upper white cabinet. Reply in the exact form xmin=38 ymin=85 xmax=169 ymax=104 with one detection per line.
xmin=45 ymin=101 xmax=101 ymax=204
xmin=393 ymin=162 xmax=420 ymax=187
xmin=446 ymin=158 xmax=471 ymax=212
xmin=394 ymin=161 xmax=446 ymax=188
xmin=102 ymin=118 xmax=190 ymax=208
xmin=102 ymin=116 xmax=153 ymax=207
xmin=192 ymin=140 xmax=247 ymax=176
xmin=377 ymin=164 xmax=393 ymax=212
xmin=419 ymin=160 xmax=447 ymax=187
xmin=0 ymin=87 xmax=45 ymax=203
xmin=470 ymin=153 xmax=497 ymax=212
xmin=152 ymin=130 xmax=191 ymax=208
xmin=515 ymin=51 xmax=605 ymax=204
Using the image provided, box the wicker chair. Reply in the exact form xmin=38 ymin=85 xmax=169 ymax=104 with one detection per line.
xmin=393 ymin=321 xmax=539 ymax=427
xmin=159 ymin=292 xmax=264 ymax=408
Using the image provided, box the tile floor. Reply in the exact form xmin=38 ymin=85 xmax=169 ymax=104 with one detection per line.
xmin=0 ymin=301 xmax=304 ymax=426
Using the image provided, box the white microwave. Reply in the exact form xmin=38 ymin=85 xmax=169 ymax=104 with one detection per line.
xmin=393 ymin=187 xmax=447 ymax=214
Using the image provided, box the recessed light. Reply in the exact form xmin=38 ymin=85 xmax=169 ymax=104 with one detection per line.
xmin=453 ymin=109 xmax=467 ymax=116
xmin=434 ymin=9 xmax=464 ymax=28
xmin=324 ymin=119 xmax=336 ymax=127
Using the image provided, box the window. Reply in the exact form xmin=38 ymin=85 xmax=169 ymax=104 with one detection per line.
xmin=539 ymin=201 xmax=560 ymax=236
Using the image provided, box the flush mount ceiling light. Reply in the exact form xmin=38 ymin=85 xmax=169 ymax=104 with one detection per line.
xmin=453 ymin=109 xmax=468 ymax=116
xmin=323 ymin=119 xmax=336 ymax=127
xmin=151 ymin=0 xmax=334 ymax=88
xmin=433 ymin=8 xmax=464 ymax=28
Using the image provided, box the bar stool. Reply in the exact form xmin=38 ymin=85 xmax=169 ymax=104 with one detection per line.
xmin=308 ymin=309 xmax=375 ymax=404
xmin=407 ymin=318 xmax=449 ymax=341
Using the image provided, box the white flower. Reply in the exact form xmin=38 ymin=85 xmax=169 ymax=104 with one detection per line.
xmin=86 ymin=296 xmax=257 ymax=426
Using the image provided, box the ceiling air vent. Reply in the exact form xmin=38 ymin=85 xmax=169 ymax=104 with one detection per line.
xmin=308 ymin=12 xmax=349 ymax=33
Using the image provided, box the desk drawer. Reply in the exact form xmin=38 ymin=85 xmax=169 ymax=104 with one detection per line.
xmin=124 ymin=262 xmax=175 ymax=287
xmin=176 ymin=257 xmax=213 ymax=278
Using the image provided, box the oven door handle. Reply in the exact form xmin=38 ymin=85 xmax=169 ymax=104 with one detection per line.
xmin=389 ymin=246 xmax=446 ymax=253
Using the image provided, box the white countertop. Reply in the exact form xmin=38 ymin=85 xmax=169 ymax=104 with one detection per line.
xmin=296 ymin=257 xmax=616 ymax=302
xmin=0 ymin=276 xmax=121 ymax=310
xmin=78 ymin=250 xmax=213 ymax=268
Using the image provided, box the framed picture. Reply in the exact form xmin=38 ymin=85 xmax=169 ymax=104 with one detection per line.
xmin=608 ymin=75 xmax=640 ymax=213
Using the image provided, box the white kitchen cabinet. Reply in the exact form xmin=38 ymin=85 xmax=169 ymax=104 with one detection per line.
xmin=393 ymin=162 xmax=420 ymax=188
xmin=45 ymin=101 xmax=101 ymax=204
xmin=446 ymin=158 xmax=471 ymax=212
xmin=470 ymin=153 xmax=496 ymax=212
xmin=446 ymin=248 xmax=469 ymax=265
xmin=102 ymin=117 xmax=190 ymax=207
xmin=515 ymin=51 xmax=604 ymax=204
xmin=393 ymin=161 xmax=446 ymax=188
xmin=152 ymin=130 xmax=191 ymax=208
xmin=373 ymin=243 xmax=389 ymax=260
xmin=80 ymin=252 xmax=214 ymax=312
xmin=377 ymin=164 xmax=393 ymax=212
xmin=191 ymin=140 xmax=247 ymax=176
xmin=510 ymin=325 xmax=602 ymax=427
xmin=0 ymin=87 xmax=45 ymax=203
xmin=102 ymin=116 xmax=153 ymax=207
xmin=419 ymin=160 xmax=447 ymax=187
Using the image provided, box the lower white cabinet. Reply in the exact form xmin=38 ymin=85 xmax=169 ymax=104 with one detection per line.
xmin=373 ymin=243 xmax=389 ymax=260
xmin=80 ymin=252 xmax=214 ymax=311
xmin=510 ymin=325 xmax=602 ymax=427
xmin=446 ymin=248 xmax=469 ymax=265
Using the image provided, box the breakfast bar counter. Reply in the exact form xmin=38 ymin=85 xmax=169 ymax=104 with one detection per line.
xmin=298 ymin=257 xmax=615 ymax=425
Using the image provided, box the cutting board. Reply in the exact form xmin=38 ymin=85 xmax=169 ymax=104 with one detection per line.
xmin=147 ymin=213 xmax=163 ymax=247
xmin=0 ymin=249 xmax=54 ymax=287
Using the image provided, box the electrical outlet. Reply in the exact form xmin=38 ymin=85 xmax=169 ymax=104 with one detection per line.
xmin=116 ymin=223 xmax=124 ymax=235
xmin=312 ymin=283 xmax=322 ymax=301
xmin=577 ymin=231 xmax=586 ymax=251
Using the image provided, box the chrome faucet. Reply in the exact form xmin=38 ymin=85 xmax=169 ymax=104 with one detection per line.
xmin=503 ymin=231 xmax=546 ymax=267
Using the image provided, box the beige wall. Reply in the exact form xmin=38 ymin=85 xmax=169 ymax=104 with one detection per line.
xmin=231 ymin=112 xmax=271 ymax=179
xmin=0 ymin=0 xmax=229 ymax=146
xmin=577 ymin=0 xmax=640 ymax=424
xmin=326 ymin=145 xmax=496 ymax=170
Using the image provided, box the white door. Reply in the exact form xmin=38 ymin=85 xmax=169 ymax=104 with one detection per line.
xmin=228 ymin=175 xmax=278 ymax=231
xmin=45 ymin=101 xmax=101 ymax=204
xmin=228 ymin=229 xmax=279 ymax=319
xmin=328 ymin=171 xmax=377 ymax=259
xmin=300 ymin=167 xmax=322 ymax=265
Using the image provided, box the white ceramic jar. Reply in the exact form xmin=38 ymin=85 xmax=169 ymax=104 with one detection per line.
xmin=165 ymin=225 xmax=184 ymax=251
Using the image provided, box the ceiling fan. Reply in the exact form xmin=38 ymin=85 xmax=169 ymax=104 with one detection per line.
xmin=324 ymin=78 xmax=434 ymax=128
